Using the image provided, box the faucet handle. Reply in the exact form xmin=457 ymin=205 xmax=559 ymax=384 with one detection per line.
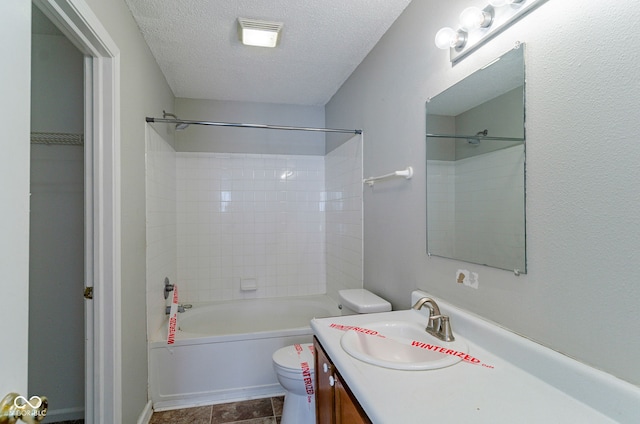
xmin=164 ymin=277 xmax=174 ymax=299
xmin=438 ymin=316 xmax=455 ymax=342
xmin=427 ymin=314 xmax=448 ymax=333
xmin=425 ymin=314 xmax=455 ymax=342
xmin=426 ymin=313 xmax=441 ymax=331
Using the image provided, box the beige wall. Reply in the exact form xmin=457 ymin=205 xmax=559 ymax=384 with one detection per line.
xmin=82 ymin=0 xmax=175 ymax=421
xmin=327 ymin=0 xmax=640 ymax=386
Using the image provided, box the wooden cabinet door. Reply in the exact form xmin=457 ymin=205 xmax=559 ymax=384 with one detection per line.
xmin=314 ymin=337 xmax=371 ymax=424
xmin=314 ymin=337 xmax=335 ymax=424
xmin=334 ymin=372 xmax=371 ymax=424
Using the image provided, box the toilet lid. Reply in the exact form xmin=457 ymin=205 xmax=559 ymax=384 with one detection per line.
xmin=273 ymin=343 xmax=315 ymax=371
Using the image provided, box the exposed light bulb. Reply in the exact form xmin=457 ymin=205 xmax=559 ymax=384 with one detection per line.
xmin=434 ymin=27 xmax=466 ymax=50
xmin=459 ymin=7 xmax=493 ymax=31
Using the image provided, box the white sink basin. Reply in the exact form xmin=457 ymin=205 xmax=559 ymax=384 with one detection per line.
xmin=340 ymin=321 xmax=468 ymax=370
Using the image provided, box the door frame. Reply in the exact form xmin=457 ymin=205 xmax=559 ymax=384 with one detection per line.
xmin=33 ymin=0 xmax=121 ymax=422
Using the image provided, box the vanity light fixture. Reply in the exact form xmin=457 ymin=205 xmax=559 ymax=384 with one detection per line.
xmin=238 ymin=18 xmax=283 ymax=48
xmin=435 ymin=0 xmax=547 ymax=64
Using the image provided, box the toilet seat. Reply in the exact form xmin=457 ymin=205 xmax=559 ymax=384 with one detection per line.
xmin=273 ymin=343 xmax=315 ymax=371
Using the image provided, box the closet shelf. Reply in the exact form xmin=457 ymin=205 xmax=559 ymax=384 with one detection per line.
xmin=31 ymin=132 xmax=84 ymax=146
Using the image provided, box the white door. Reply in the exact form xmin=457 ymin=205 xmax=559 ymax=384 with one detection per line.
xmin=0 ymin=0 xmax=32 ymax=403
xmin=2 ymin=0 xmax=121 ymax=420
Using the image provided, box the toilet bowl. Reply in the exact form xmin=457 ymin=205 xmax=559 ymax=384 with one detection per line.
xmin=272 ymin=343 xmax=316 ymax=424
xmin=272 ymin=290 xmax=391 ymax=423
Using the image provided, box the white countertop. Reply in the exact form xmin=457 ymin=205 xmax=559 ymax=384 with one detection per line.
xmin=311 ymin=291 xmax=640 ymax=424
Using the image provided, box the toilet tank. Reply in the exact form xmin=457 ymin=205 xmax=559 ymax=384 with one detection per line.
xmin=338 ymin=289 xmax=391 ymax=315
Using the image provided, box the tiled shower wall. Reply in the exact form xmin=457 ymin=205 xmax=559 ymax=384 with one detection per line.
xmin=146 ymin=133 xmax=363 ymax=331
xmin=427 ymin=145 xmax=525 ymax=270
xmin=176 ymin=153 xmax=327 ymax=302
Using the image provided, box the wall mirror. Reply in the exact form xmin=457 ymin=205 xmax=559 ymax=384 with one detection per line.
xmin=426 ymin=45 xmax=526 ymax=274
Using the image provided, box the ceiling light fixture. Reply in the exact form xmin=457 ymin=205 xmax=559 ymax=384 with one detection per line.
xmin=238 ymin=18 xmax=283 ymax=48
xmin=434 ymin=0 xmax=547 ymax=65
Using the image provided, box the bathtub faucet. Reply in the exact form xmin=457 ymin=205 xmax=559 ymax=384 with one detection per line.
xmin=165 ymin=304 xmax=192 ymax=314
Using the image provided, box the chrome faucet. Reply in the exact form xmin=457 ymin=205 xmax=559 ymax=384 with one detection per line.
xmin=412 ymin=297 xmax=455 ymax=342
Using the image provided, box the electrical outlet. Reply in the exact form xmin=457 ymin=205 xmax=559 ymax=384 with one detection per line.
xmin=456 ymin=269 xmax=479 ymax=289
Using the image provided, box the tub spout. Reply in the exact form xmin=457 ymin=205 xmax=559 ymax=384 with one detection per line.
xmin=166 ymin=305 xmax=184 ymax=314
xmin=165 ymin=304 xmax=192 ymax=314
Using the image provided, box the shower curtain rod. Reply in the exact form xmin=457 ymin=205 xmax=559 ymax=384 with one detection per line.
xmin=145 ymin=117 xmax=362 ymax=135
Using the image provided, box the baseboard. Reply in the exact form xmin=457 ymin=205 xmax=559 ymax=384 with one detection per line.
xmin=137 ymin=400 xmax=153 ymax=424
xmin=44 ymin=406 xmax=84 ymax=422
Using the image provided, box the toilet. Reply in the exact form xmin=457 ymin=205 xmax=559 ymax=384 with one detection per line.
xmin=272 ymin=289 xmax=391 ymax=424
xmin=272 ymin=343 xmax=316 ymax=424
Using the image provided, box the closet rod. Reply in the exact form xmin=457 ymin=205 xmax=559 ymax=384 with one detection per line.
xmin=146 ymin=117 xmax=362 ymax=135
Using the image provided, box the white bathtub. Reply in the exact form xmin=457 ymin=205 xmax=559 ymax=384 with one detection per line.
xmin=149 ymin=294 xmax=341 ymax=411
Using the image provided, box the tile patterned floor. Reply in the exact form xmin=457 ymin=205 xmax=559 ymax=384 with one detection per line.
xmin=150 ymin=396 xmax=284 ymax=424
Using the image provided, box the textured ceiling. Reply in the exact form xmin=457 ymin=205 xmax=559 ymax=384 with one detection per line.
xmin=124 ymin=0 xmax=412 ymax=105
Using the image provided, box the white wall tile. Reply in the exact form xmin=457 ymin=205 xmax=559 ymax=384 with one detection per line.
xmin=149 ymin=136 xmax=363 ymax=313
xmin=176 ymin=152 xmax=328 ymax=302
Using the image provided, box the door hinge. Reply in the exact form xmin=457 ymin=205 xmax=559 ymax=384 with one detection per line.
xmin=84 ymin=286 xmax=94 ymax=299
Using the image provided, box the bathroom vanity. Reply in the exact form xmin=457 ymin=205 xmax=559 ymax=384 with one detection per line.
xmin=311 ymin=291 xmax=640 ymax=423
